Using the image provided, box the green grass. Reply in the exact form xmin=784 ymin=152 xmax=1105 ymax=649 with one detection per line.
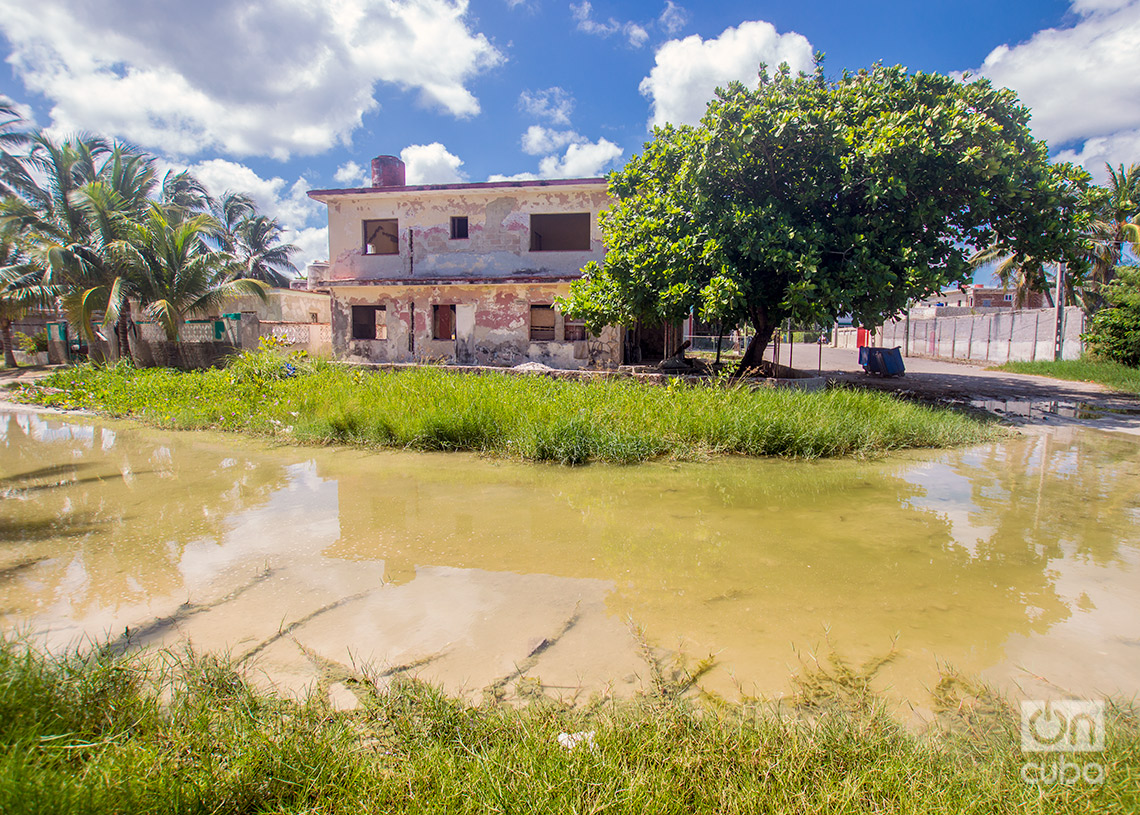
xmin=992 ymin=359 xmax=1140 ymax=395
xmin=9 ymin=350 xmax=1002 ymax=463
xmin=0 ymin=636 xmax=1136 ymax=814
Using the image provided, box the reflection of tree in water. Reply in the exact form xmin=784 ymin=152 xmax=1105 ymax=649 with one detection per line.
xmin=940 ymin=431 xmax=1140 ymax=568
xmin=317 ymin=445 xmax=1118 ymax=670
xmin=0 ymin=412 xmax=290 ymax=615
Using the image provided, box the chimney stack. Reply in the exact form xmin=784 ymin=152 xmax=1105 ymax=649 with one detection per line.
xmin=371 ymin=155 xmax=406 ymax=188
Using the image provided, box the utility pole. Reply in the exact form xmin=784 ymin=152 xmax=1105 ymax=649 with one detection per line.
xmin=1054 ymin=262 xmax=1066 ymax=362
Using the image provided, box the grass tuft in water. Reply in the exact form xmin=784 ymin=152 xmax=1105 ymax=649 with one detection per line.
xmin=0 ymin=635 xmax=1137 ymax=813
xmin=12 ymin=349 xmax=1004 ymax=464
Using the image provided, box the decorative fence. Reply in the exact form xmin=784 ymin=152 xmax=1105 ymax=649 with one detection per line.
xmin=120 ymin=313 xmax=331 ymax=368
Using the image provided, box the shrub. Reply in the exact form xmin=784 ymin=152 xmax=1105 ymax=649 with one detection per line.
xmin=1084 ymin=265 xmax=1140 ymax=366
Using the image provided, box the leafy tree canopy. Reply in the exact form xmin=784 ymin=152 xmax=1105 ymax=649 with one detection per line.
xmin=564 ymin=62 xmax=1092 ymax=365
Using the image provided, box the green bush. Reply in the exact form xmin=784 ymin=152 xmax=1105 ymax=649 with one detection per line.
xmin=1084 ymin=265 xmax=1140 ymax=366
xmin=15 ymin=330 xmax=48 ymax=354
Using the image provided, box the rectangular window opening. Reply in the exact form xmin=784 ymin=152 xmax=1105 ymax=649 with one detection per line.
xmin=529 ymin=213 xmax=590 ymax=252
xmin=433 ymin=304 xmax=456 ymax=341
xmin=450 ymin=216 xmax=469 ymax=240
xmin=351 ymin=305 xmax=387 ymax=340
xmin=363 ymin=219 xmax=398 ymax=255
xmin=564 ymin=316 xmax=587 ymax=342
xmin=530 ymin=304 xmax=556 ymax=341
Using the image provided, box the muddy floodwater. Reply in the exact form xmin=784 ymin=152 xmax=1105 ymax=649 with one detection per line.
xmin=2 ymin=408 xmax=1138 ymax=706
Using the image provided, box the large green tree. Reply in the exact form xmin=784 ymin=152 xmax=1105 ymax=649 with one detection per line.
xmin=564 ymin=63 xmax=1091 ymax=368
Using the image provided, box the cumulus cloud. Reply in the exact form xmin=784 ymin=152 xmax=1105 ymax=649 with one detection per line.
xmin=519 ymin=88 xmax=574 ymax=126
xmin=1054 ymin=130 xmax=1140 ymax=182
xmin=539 ymin=138 xmax=623 ymax=177
xmin=521 ymin=125 xmax=586 ymax=155
xmin=0 ymin=0 xmax=502 ymax=160
xmin=400 ymin=142 xmax=467 ymax=184
xmin=334 ymin=161 xmax=370 ymax=186
xmin=489 ymin=137 xmax=622 ymax=181
xmin=639 ymin=20 xmax=814 ymax=128
xmin=972 ymin=0 xmax=1140 ymax=173
xmin=171 ymin=158 xmax=327 ymax=269
xmin=571 ymin=1 xmax=650 ymax=48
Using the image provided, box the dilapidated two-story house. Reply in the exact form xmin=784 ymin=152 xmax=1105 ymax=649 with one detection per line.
xmin=307 ymin=155 xmax=622 ymax=368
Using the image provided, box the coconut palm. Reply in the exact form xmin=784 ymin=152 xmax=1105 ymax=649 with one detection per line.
xmin=160 ymin=170 xmax=212 ymax=221
xmin=1086 ymin=163 xmax=1140 ymax=290
xmin=0 ymin=136 xmax=158 ymax=358
xmin=229 ymin=214 xmax=299 ymax=287
xmin=111 ymin=204 xmax=266 ymax=342
xmin=0 ymin=96 xmax=39 ymax=203
xmin=0 ymin=231 xmax=58 ymax=368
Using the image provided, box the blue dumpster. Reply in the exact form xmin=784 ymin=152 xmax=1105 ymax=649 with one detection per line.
xmin=858 ymin=346 xmax=905 ymax=377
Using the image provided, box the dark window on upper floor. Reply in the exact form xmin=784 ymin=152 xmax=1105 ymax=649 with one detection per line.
xmin=450 ymin=216 xmax=469 ymax=240
xmin=363 ymin=219 xmax=398 ymax=255
xmin=529 ymin=213 xmax=590 ymax=251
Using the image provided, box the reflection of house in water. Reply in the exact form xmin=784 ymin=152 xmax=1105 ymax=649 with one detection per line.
xmin=307 ymin=155 xmax=626 ymax=369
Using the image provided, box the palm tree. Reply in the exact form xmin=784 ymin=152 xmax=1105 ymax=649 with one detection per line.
xmin=0 ymin=136 xmax=157 ymax=359
xmin=210 ymin=190 xmax=257 ymax=254
xmin=230 ymin=214 xmax=299 ymax=287
xmin=0 ymin=231 xmax=58 ymax=368
xmin=160 ymin=170 xmax=212 ymax=221
xmin=112 ymin=205 xmax=266 ymax=343
xmin=0 ymin=97 xmax=40 ymax=204
xmin=1086 ymin=163 xmax=1140 ymax=293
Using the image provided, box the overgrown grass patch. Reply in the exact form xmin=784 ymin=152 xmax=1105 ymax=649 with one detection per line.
xmin=11 ymin=350 xmax=1003 ymax=463
xmin=993 ymin=359 xmax=1140 ymax=395
xmin=0 ymin=636 xmax=1136 ymax=813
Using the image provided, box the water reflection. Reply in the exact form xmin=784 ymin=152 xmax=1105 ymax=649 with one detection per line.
xmin=1 ymin=410 xmax=1137 ymax=702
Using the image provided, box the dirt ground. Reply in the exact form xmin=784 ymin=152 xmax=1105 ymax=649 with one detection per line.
xmin=780 ymin=343 xmax=1140 ymax=435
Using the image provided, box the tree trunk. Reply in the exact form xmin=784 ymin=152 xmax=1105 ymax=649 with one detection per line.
xmin=734 ymin=306 xmax=777 ymax=377
xmin=1 ymin=317 xmax=15 ymax=369
xmin=116 ymin=304 xmax=132 ymax=363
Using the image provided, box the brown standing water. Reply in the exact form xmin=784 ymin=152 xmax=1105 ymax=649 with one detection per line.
xmin=2 ymin=408 xmax=1138 ymax=707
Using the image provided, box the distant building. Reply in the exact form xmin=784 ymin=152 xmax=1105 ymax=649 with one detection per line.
xmin=306 ymin=155 xmax=622 ymax=369
xmin=913 ymin=284 xmax=1047 ymax=311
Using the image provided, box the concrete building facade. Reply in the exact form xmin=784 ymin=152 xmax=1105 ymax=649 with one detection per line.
xmin=307 ymin=156 xmax=622 ymax=368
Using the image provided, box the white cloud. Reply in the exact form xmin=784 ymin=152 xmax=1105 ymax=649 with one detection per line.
xmin=972 ymin=0 xmax=1140 ymax=173
xmin=519 ymin=88 xmax=574 ymax=126
xmin=639 ymin=20 xmax=814 ymax=128
xmin=571 ymin=1 xmax=650 ymax=48
xmin=1070 ymin=0 xmax=1133 ymax=12
xmin=488 ymin=137 xmax=622 ymax=181
xmin=400 ymin=142 xmax=466 ymax=184
xmin=334 ymin=161 xmax=369 ymax=186
xmin=539 ymin=138 xmax=622 ymax=177
xmin=174 ymin=158 xmax=327 ymax=269
xmin=521 ymin=125 xmax=585 ymax=155
xmin=658 ymin=1 xmax=688 ymax=35
xmin=0 ymin=0 xmax=502 ymax=160
xmin=1053 ymin=130 xmax=1140 ymax=182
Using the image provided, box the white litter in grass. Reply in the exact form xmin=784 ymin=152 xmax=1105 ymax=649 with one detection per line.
xmin=513 ymin=361 xmax=554 ymax=371
xmin=557 ymin=730 xmax=596 ymax=751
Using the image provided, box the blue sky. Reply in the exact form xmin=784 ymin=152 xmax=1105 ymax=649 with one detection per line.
xmin=1 ymin=0 xmax=1137 ymax=272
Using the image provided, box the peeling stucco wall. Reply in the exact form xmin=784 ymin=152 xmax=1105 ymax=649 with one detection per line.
xmin=316 ymin=184 xmax=612 ymax=283
xmin=332 ymin=282 xmax=620 ymax=369
xmin=191 ymin=289 xmax=331 ymax=323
